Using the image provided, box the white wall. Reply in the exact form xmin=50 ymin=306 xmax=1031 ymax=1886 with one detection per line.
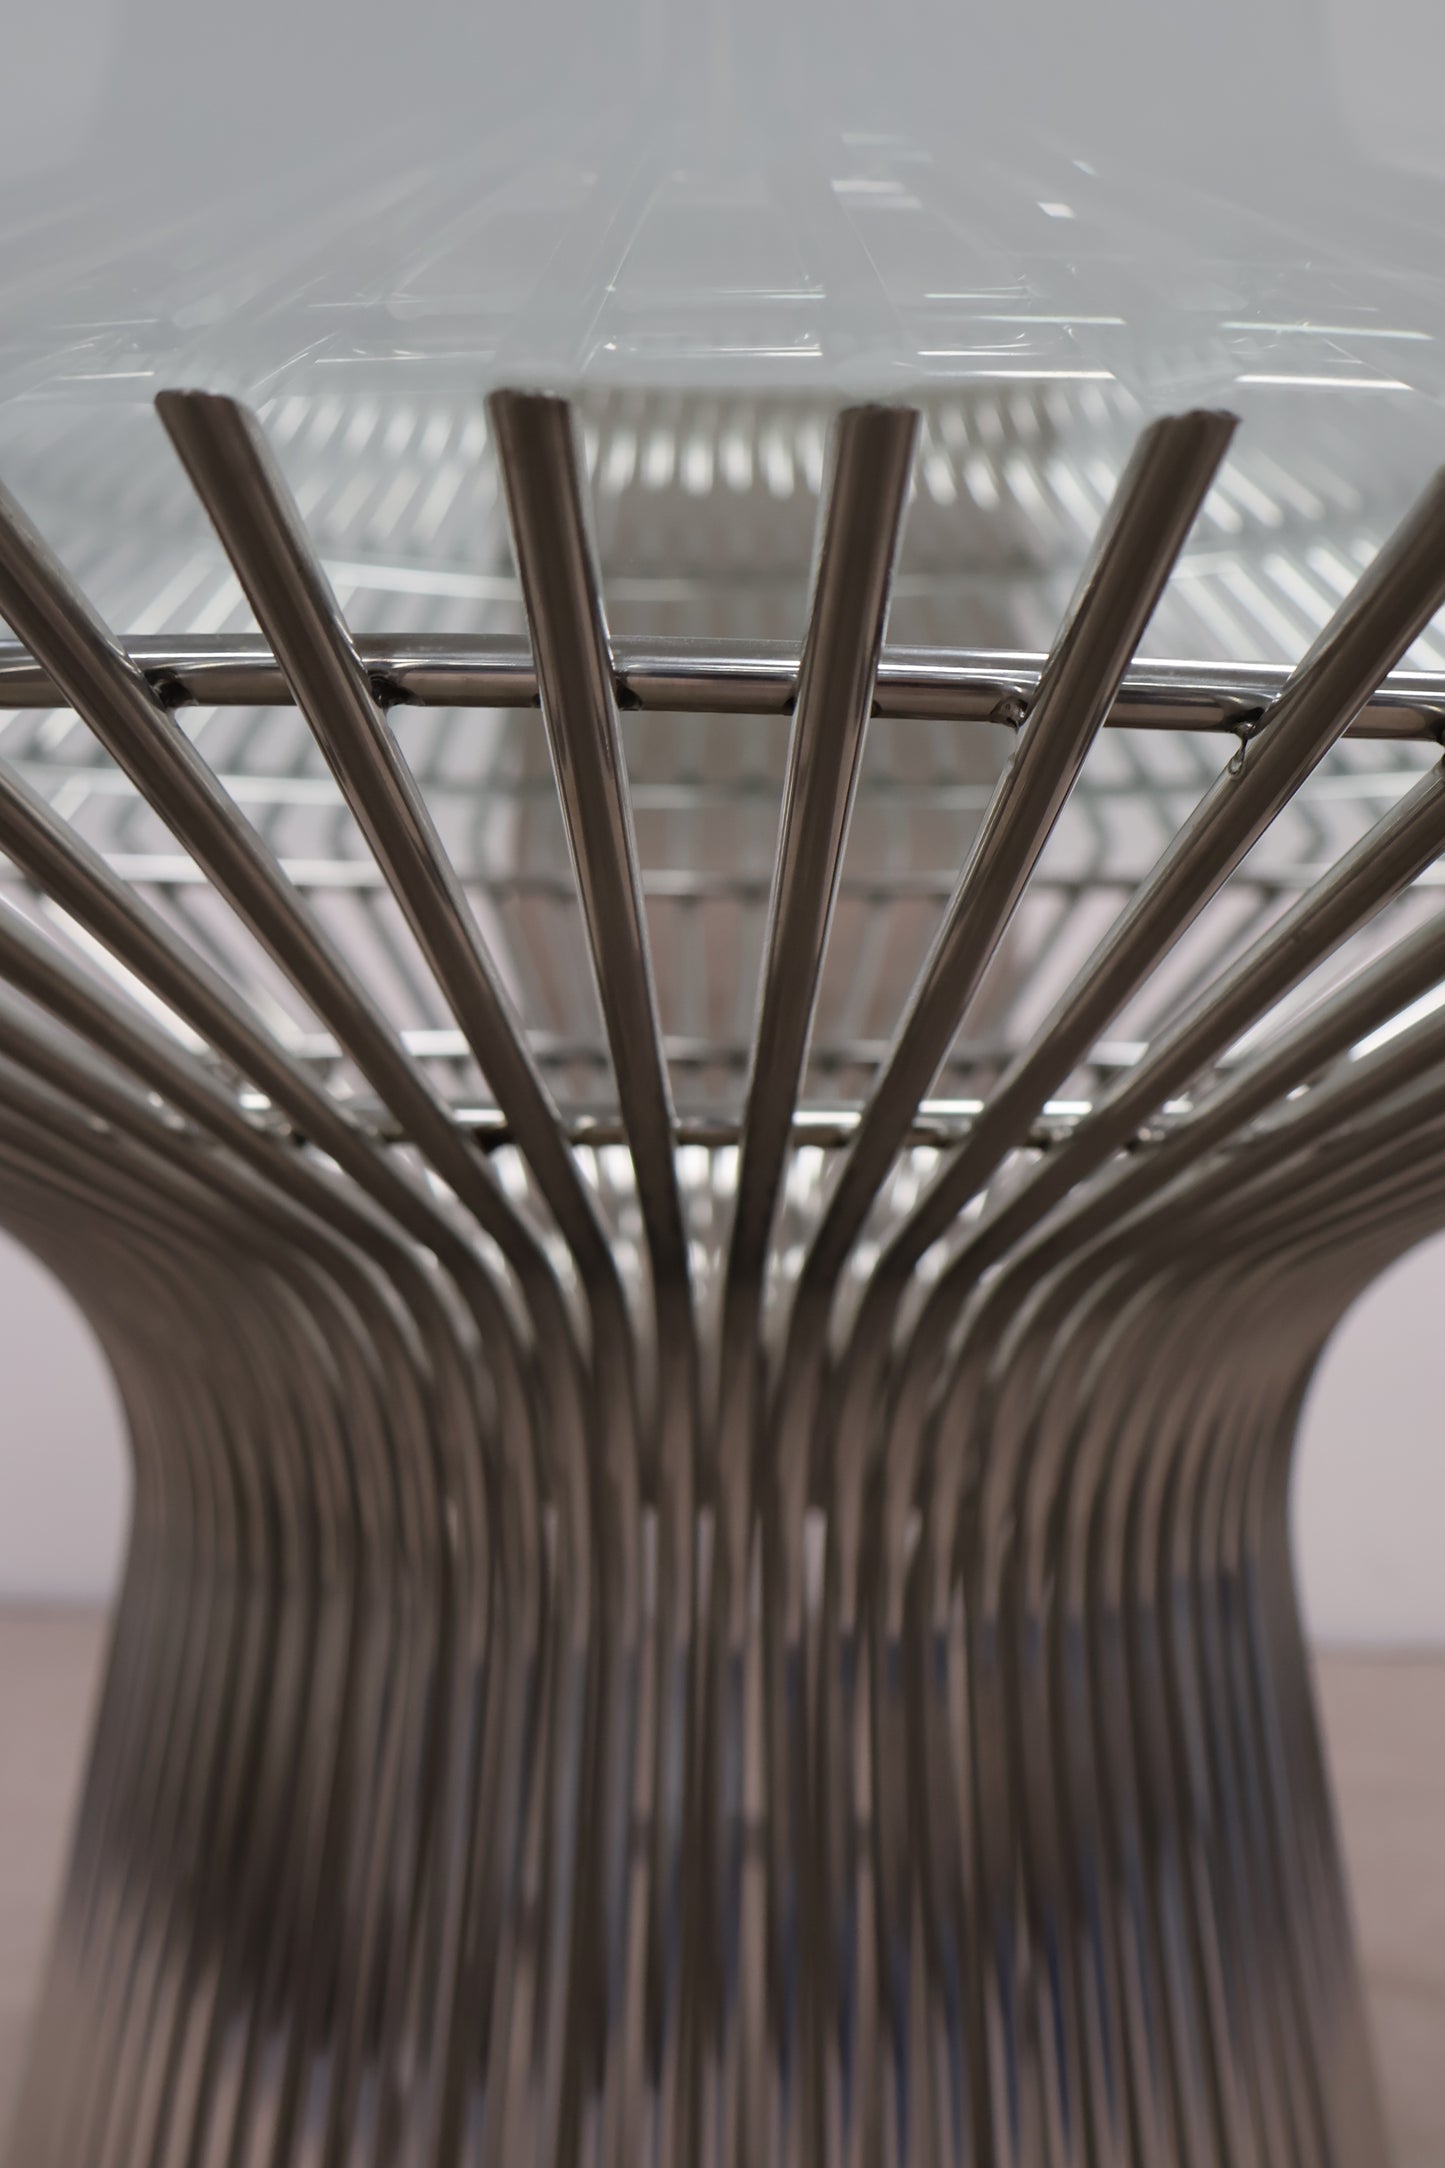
xmin=0 ymin=1221 xmax=1441 ymax=1642
xmin=1294 ymin=1232 xmax=1445 ymax=1647
xmin=0 ymin=1230 xmax=127 ymax=1605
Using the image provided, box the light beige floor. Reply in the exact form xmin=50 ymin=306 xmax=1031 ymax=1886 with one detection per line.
xmin=1 ymin=1611 xmax=1441 ymax=2161
xmin=0 ymin=1608 xmax=109 ymax=2147
xmin=1313 ymin=1655 xmax=1445 ymax=2167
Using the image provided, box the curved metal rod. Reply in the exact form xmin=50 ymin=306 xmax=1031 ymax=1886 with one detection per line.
xmin=897 ymin=458 xmax=1445 ymax=1276
xmin=764 ymin=402 xmax=1235 ymax=2154
xmin=949 ymin=753 xmax=1445 ymax=1281
xmin=771 ymin=406 xmax=1236 ymax=1595
xmin=892 ymin=1029 xmax=1445 ymax=2165
xmin=0 ymin=467 xmax=568 ymax=1324
xmin=702 ymin=399 xmax=918 ymax=2164
xmin=802 ymin=409 xmax=1237 ymax=1292
xmin=0 ymin=1059 xmax=457 ymax=2166
xmin=801 ymin=454 xmax=1445 ymax=2161
xmin=487 ymin=385 xmax=707 ymax=2162
xmin=843 ymin=457 xmax=1445 ymax=1642
xmin=157 ymin=385 xmax=659 ymax=2157
xmin=0 ymin=465 xmax=594 ymax=1631
xmin=486 ymin=391 xmax=696 ymax=1356
xmin=0 ymin=753 xmax=510 ymax=1269
xmin=0 ymin=464 xmax=594 ymax=2166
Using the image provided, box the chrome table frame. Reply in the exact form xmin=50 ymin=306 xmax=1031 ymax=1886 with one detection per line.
xmin=3 ymin=386 xmax=1443 ymax=2167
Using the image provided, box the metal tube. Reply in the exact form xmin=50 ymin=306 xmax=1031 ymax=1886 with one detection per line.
xmin=489 ymin=384 xmax=701 ymax=2167
xmin=770 ymin=409 xmax=1235 ymax=1523
xmin=0 ymin=630 xmax=1441 ymax=739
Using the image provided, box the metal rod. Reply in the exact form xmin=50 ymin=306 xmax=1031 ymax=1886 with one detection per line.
xmin=155 ymin=388 xmax=640 ymax=1373
xmin=488 ymin=390 xmax=697 ymax=1353
xmin=772 ymin=410 xmax=1236 ymax=1459
xmin=489 ymin=384 xmax=702 ymax=2165
xmin=887 ymin=455 xmax=1445 ymax=1270
xmin=0 ymin=630 xmax=1442 ymax=737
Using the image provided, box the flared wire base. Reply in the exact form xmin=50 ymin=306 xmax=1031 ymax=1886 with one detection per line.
xmin=4 ymin=382 xmax=1444 ymax=2165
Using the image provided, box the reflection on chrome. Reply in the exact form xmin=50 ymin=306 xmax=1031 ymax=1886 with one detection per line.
xmin=5 ymin=382 xmax=1443 ymax=2167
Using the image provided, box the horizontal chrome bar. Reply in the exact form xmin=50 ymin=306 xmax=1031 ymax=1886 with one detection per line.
xmin=0 ymin=632 xmax=1443 ymax=737
xmin=243 ymin=1094 xmax=1137 ymax=1156
xmin=5 ymin=852 xmax=1420 ymax=898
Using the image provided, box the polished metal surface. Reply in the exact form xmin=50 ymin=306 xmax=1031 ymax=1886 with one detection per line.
xmin=0 ymin=635 xmax=1442 ymax=736
xmin=4 ymin=386 xmax=1444 ymax=2168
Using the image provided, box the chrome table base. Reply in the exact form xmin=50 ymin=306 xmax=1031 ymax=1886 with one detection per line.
xmin=4 ymin=385 xmax=1443 ymax=2167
